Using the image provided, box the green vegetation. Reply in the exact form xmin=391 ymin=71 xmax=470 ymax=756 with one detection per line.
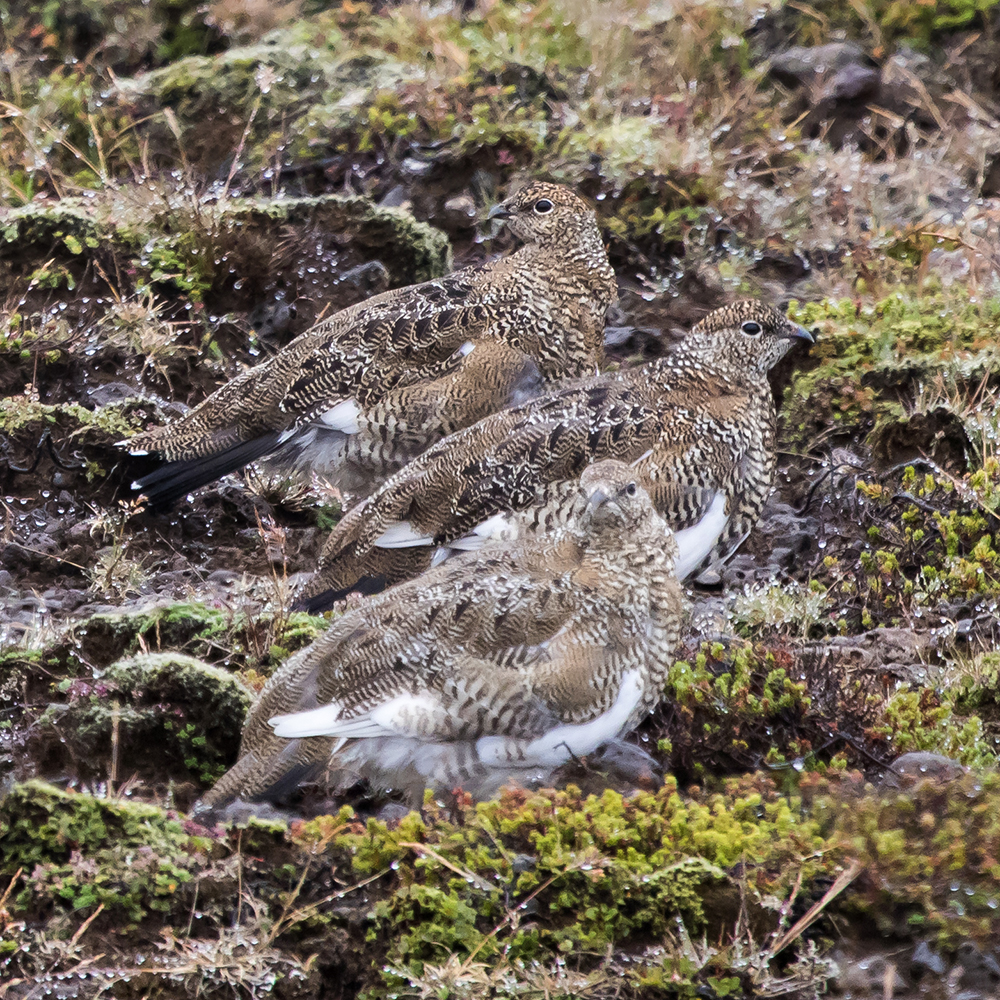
xmin=0 ymin=780 xmax=218 ymax=922
xmin=785 ymin=289 xmax=1000 ymax=457
xmin=4 ymin=0 xmax=1000 ymax=995
xmin=37 ymin=652 xmax=252 ymax=785
xmin=5 ymin=772 xmax=1000 ymax=992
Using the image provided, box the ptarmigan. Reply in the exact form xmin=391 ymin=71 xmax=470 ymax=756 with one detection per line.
xmin=198 ymin=460 xmax=686 ymax=810
xmin=296 ymin=300 xmax=813 ymax=611
xmin=125 ymin=182 xmax=616 ymax=507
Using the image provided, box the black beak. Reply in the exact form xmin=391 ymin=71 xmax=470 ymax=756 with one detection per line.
xmin=787 ymin=323 xmax=815 ymax=343
xmin=487 ymin=203 xmax=512 ymax=221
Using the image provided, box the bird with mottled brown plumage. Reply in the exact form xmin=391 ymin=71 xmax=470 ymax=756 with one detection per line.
xmin=196 ymin=460 xmax=686 ymax=811
xmin=295 ymin=301 xmax=814 ymax=612
xmin=123 ymin=182 xmax=617 ymax=508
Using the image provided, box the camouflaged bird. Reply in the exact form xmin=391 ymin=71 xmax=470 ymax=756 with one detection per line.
xmin=125 ymin=182 xmax=617 ymax=508
xmin=197 ymin=461 xmax=686 ymax=810
xmin=295 ymin=301 xmax=813 ymax=612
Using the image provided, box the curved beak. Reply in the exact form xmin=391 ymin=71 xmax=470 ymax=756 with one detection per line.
xmin=586 ymin=487 xmax=610 ymax=511
xmin=487 ymin=203 xmax=512 ymax=221
xmin=788 ymin=323 xmax=815 ymax=344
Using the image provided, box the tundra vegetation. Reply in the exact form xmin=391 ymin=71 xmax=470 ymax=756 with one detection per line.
xmin=3 ymin=0 xmax=1000 ymax=996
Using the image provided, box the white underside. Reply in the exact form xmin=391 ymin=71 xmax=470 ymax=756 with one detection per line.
xmin=269 ymin=700 xmax=344 ymax=738
xmin=476 ymin=669 xmax=643 ymax=767
xmin=317 ymin=399 xmax=362 ymax=434
xmin=672 ymin=492 xmax=729 ymax=580
xmin=375 ymin=520 xmax=435 ymax=548
xmin=268 ymin=670 xmax=644 ymax=773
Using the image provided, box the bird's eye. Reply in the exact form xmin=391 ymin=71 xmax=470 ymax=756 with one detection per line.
xmin=741 ymin=321 xmax=762 ymax=336
xmin=533 ymin=198 xmax=554 ymax=214
xmin=626 ymin=482 xmax=637 ymax=496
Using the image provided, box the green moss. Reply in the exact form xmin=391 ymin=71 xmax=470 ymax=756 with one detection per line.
xmin=0 ymin=780 xmax=218 ymax=921
xmin=784 ymin=290 xmax=1000 ymax=455
xmin=39 ymin=652 xmax=252 ymax=785
xmin=338 ymin=780 xmax=829 ymax=983
xmin=327 ymin=771 xmax=1000 ymax=993
xmin=660 ymin=641 xmax=814 ymax=773
xmin=0 ymin=202 xmax=113 ymax=258
xmin=0 ymin=396 xmax=146 ymax=441
xmin=804 ymin=0 xmax=1000 ymax=50
xmin=838 ymin=460 xmax=1000 ymax=619
xmin=871 ymin=688 xmax=993 ymax=768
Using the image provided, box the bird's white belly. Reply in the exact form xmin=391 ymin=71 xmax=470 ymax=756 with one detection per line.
xmin=672 ymin=492 xmax=729 ymax=579
xmin=475 ymin=669 xmax=644 ymax=767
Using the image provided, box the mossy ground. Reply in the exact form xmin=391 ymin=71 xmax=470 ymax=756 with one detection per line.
xmin=4 ymin=0 xmax=1000 ymax=996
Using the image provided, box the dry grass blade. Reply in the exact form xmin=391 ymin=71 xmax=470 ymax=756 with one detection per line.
xmin=69 ymin=903 xmax=105 ymax=947
xmin=768 ymin=859 xmax=862 ymax=957
xmin=398 ymin=842 xmax=494 ymax=892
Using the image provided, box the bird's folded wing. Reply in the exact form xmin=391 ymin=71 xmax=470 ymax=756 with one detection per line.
xmin=269 ymin=607 xmax=637 ymax=744
xmin=340 ymin=379 xmax=661 ymax=556
xmin=122 ymin=271 xmax=490 ymax=458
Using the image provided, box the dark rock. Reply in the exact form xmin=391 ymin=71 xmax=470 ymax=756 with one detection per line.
xmin=910 ymin=940 xmax=947 ymax=977
xmin=86 ymin=382 xmax=141 ymax=407
xmin=829 ymin=61 xmax=881 ymax=102
xmin=438 ymin=194 xmax=478 ymax=230
xmin=880 ymin=751 xmax=967 ymax=791
xmin=981 ymin=153 xmax=1000 ymax=197
xmin=248 ymin=296 xmax=297 ymax=341
xmin=769 ymin=42 xmax=874 ymax=89
xmin=336 ymin=259 xmax=390 ymax=298
xmin=955 ymin=942 xmax=1000 ymax=992
xmin=380 ymin=185 xmax=412 ymax=209
xmin=376 ymin=802 xmax=413 ymax=825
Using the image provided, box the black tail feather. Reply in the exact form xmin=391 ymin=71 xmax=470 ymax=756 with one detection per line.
xmin=292 ymin=574 xmax=388 ymax=614
xmin=132 ymin=431 xmax=285 ymax=510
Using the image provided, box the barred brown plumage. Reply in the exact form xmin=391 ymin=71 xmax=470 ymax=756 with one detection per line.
xmin=295 ymin=300 xmax=814 ymax=612
xmin=197 ymin=460 xmax=686 ymax=811
xmin=124 ymin=182 xmax=616 ymax=508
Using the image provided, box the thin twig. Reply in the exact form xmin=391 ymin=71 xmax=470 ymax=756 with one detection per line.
xmin=399 ymin=842 xmax=494 ymax=892
xmin=769 ymin=859 xmax=863 ymax=956
xmin=69 ymin=902 xmax=105 ymax=946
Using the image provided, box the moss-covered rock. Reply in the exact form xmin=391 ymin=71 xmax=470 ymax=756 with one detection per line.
xmin=784 ymin=290 xmax=1000 ymax=459
xmin=36 ymin=652 xmax=251 ymax=786
xmin=0 ymin=779 xmax=220 ymax=922
xmin=0 ymin=201 xmax=130 ymax=297
xmin=0 ymin=395 xmax=158 ymax=498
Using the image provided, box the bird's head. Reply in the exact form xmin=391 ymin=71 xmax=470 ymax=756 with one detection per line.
xmin=487 ymin=181 xmax=598 ymax=244
xmin=683 ymin=300 xmax=815 ymax=374
xmin=579 ymin=459 xmax=659 ymax=533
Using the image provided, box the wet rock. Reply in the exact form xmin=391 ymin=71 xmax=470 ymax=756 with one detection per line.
xmin=376 ymin=802 xmax=413 ymax=825
xmin=910 ymin=940 xmax=947 ymax=977
xmin=768 ymin=41 xmax=884 ymax=147
xmin=831 ymin=948 xmax=908 ymax=996
xmin=879 ymin=751 xmax=967 ymax=791
xmin=438 ymin=193 xmax=479 ymax=231
xmin=32 ymin=652 xmax=251 ymax=787
xmin=248 ymin=296 xmax=297 ymax=342
xmin=338 ymin=260 xmax=391 ymax=299
xmin=770 ymin=42 xmax=872 ymax=89
xmin=954 ymin=942 xmax=1000 ymax=994
xmin=770 ymin=41 xmax=881 ymax=107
